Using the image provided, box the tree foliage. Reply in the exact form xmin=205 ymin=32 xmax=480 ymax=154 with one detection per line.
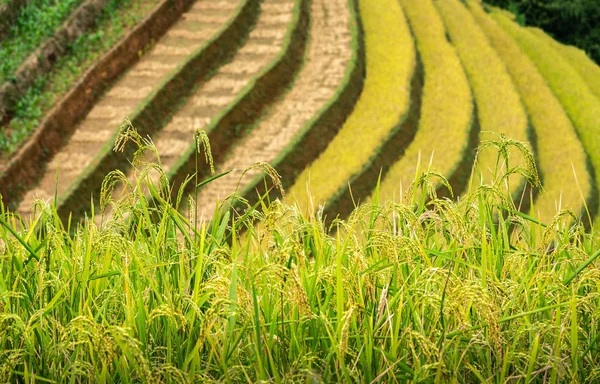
xmin=484 ymin=0 xmax=600 ymax=64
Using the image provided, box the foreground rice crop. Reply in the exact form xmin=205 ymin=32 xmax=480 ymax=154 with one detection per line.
xmin=1 ymin=146 xmax=600 ymax=381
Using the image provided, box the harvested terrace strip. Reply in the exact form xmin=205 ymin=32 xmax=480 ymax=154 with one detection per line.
xmin=435 ymin=0 xmax=531 ymax=201
xmin=100 ymin=0 xmax=302 ymax=222
xmin=17 ymin=0 xmax=243 ymax=218
xmin=192 ymin=0 xmax=353 ymax=221
xmin=287 ymin=0 xmax=416 ymax=215
xmin=468 ymin=0 xmax=591 ymax=223
xmin=492 ymin=12 xmax=600 ymax=226
xmin=528 ymin=28 xmax=600 ymax=101
xmin=368 ymin=0 xmax=473 ymax=205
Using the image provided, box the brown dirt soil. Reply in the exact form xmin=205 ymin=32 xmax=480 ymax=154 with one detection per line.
xmin=99 ymin=0 xmax=298 ymax=223
xmin=17 ymin=0 xmax=241 ymax=217
xmin=192 ymin=0 xmax=353 ymax=223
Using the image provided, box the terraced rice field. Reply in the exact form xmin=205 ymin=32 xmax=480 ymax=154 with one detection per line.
xmin=192 ymin=0 xmax=352 ymax=222
xmin=16 ymin=0 xmax=245 ymax=217
xmin=369 ymin=0 xmax=473 ymax=205
xmin=3 ymin=0 xmax=600 ymax=231
xmin=467 ymin=0 xmax=591 ymax=223
xmin=99 ymin=0 xmax=302 ymax=223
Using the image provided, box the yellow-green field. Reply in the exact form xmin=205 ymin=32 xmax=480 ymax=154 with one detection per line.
xmin=287 ymin=0 xmax=415 ymax=213
xmin=3 ymin=0 xmax=600 ymax=381
xmin=492 ymin=10 xmax=600 ymax=225
xmin=435 ymin=0 xmax=531 ymax=201
xmin=369 ymin=0 xmax=472 ymax=204
xmin=468 ymin=0 xmax=591 ymax=223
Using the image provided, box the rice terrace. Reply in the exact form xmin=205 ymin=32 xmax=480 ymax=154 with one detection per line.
xmin=1 ymin=0 xmax=600 ymax=381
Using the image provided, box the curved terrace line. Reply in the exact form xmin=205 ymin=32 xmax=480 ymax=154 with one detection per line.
xmin=100 ymin=0 xmax=305 ymax=224
xmin=192 ymin=0 xmax=354 ymax=223
xmin=493 ymin=11 xmax=600 ymax=227
xmin=367 ymin=0 xmax=473 ymax=206
xmin=469 ymin=0 xmax=591 ymax=224
xmin=15 ymin=0 xmax=246 ymax=219
xmin=436 ymin=0 xmax=531 ymax=204
xmin=287 ymin=0 xmax=416 ymax=216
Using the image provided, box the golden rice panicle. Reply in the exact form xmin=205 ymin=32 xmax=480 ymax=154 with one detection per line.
xmin=492 ymin=11 xmax=600 ymax=225
xmin=288 ymin=0 xmax=415 ymax=212
xmin=435 ymin=0 xmax=530 ymax=197
xmin=373 ymin=0 xmax=473 ymax=204
xmin=467 ymin=0 xmax=591 ymax=223
xmin=528 ymin=27 xmax=600 ymax=101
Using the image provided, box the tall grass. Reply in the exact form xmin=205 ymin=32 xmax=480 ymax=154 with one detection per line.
xmin=1 ymin=135 xmax=599 ymax=382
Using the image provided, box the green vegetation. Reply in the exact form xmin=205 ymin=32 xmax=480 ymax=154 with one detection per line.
xmin=0 ymin=0 xmax=159 ymax=156
xmin=288 ymin=0 xmax=415 ymax=213
xmin=0 ymin=0 xmax=84 ymax=83
xmin=371 ymin=0 xmax=472 ymax=203
xmin=467 ymin=0 xmax=591 ymax=224
xmin=492 ymin=11 xmax=600 ymax=226
xmin=435 ymin=0 xmax=531 ymax=201
xmin=1 ymin=143 xmax=600 ymax=381
xmin=483 ymin=0 xmax=600 ymax=64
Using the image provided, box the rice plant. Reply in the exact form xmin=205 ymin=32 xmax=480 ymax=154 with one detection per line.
xmin=1 ymin=133 xmax=600 ymax=382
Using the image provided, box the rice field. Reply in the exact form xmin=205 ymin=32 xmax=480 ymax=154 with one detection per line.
xmin=287 ymin=0 xmax=415 ymax=213
xmin=467 ymin=0 xmax=592 ymax=224
xmin=1 ymin=0 xmax=600 ymax=381
xmin=492 ymin=10 xmax=600 ymax=226
xmin=369 ymin=0 xmax=473 ymax=205
xmin=435 ymin=0 xmax=531 ymax=203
